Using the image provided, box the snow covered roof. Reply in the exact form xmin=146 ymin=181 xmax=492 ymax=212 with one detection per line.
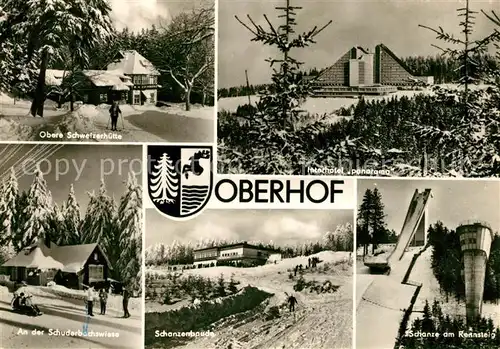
xmin=43 ymin=69 xmax=67 ymax=86
xmin=106 ymin=50 xmax=160 ymax=76
xmin=2 ymin=247 xmax=64 ymax=269
xmin=82 ymin=70 xmax=134 ymax=88
xmin=2 ymin=239 xmax=113 ymax=272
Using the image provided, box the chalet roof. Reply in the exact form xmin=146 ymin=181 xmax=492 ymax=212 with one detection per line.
xmin=51 ymin=243 xmax=113 ymax=273
xmin=82 ymin=70 xmax=133 ymax=88
xmin=2 ymin=247 xmax=64 ymax=269
xmin=1 ymin=239 xmax=113 ymax=273
xmin=107 ymin=50 xmax=160 ymax=76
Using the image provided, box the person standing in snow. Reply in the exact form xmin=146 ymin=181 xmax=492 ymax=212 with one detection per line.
xmin=109 ymin=100 xmax=121 ymax=131
xmin=99 ymin=288 xmax=108 ymax=315
xmin=287 ymin=294 xmax=298 ymax=313
xmin=122 ymin=284 xmax=131 ymax=318
xmin=86 ymin=286 xmax=95 ymax=317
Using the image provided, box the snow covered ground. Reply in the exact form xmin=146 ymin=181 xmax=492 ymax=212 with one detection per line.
xmin=0 ymin=285 xmax=142 ymax=348
xmin=147 ymin=251 xmax=353 ymax=349
xmin=217 ymin=90 xmax=430 ymax=116
xmin=218 ymin=84 xmax=494 ymax=119
xmin=0 ymin=95 xmax=214 ymax=142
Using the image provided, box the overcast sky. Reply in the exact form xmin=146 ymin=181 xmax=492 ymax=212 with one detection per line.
xmin=218 ymin=0 xmax=499 ymax=88
xmin=146 ymin=208 xmax=353 ymax=247
xmin=0 ymin=144 xmax=142 ymax=213
xmin=357 ymin=179 xmax=500 ymax=235
xmin=110 ymin=0 xmax=212 ymax=32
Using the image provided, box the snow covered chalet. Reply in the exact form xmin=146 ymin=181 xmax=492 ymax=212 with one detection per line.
xmin=2 ymin=237 xmax=113 ymax=290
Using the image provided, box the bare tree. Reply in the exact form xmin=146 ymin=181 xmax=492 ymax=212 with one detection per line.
xmin=154 ymin=6 xmax=215 ymax=111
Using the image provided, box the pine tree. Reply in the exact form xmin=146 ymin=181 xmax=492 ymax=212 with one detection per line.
xmin=45 ymin=203 xmax=64 ymax=245
xmin=370 ymin=188 xmax=387 ymax=253
xmin=117 ymin=173 xmax=142 ymax=293
xmin=150 ymin=153 xmax=179 ymax=204
xmin=80 ymin=180 xmax=116 ymax=245
xmin=60 ymin=184 xmax=81 ymax=245
xmin=234 ymin=0 xmax=332 ymax=173
xmin=415 ymin=0 xmax=500 ymax=176
xmin=2 ymin=167 xmax=19 ymax=243
xmin=20 ymin=168 xmax=53 ymax=248
xmin=217 ymin=274 xmax=226 ymax=297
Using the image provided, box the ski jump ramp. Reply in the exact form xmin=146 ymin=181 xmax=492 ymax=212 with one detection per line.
xmin=365 ymin=188 xmax=432 ymax=270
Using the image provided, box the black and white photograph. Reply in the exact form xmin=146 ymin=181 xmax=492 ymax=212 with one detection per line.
xmin=0 ymin=144 xmax=143 ymax=348
xmin=0 ymin=0 xmax=214 ymax=142
xmin=144 ymin=208 xmax=354 ymax=349
xmin=218 ymin=0 xmax=500 ymax=177
xmin=356 ymin=179 xmax=500 ymax=349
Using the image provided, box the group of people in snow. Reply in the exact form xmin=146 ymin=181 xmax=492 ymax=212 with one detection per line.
xmin=12 ymin=291 xmax=42 ymax=316
xmin=85 ymin=284 xmax=131 ymax=318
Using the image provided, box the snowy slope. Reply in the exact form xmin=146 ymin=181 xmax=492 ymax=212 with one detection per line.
xmin=356 ymin=246 xmax=422 ymax=349
xmin=149 ymin=251 xmax=353 ymax=349
xmin=218 ymin=90 xmax=432 ymax=115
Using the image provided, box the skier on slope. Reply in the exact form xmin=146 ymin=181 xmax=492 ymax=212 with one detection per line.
xmin=287 ymin=293 xmax=298 ymax=313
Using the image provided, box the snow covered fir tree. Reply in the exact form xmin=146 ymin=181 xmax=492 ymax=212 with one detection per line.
xmin=218 ymin=0 xmax=500 ymax=177
xmin=0 ymin=166 xmax=142 ymax=294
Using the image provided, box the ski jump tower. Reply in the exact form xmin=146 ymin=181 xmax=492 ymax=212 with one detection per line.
xmin=457 ymin=221 xmax=494 ymax=324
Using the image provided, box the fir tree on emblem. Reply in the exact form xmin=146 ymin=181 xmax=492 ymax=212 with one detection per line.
xmin=150 ymin=153 xmax=179 ymax=204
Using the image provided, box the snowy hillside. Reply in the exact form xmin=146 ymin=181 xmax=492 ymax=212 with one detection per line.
xmin=147 ymin=251 xmax=353 ymax=349
xmin=217 ymin=90 xmax=432 ymax=115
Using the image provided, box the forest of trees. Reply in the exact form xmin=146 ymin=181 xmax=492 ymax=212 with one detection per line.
xmin=428 ymin=221 xmax=500 ymax=302
xmin=401 ymin=54 xmax=499 ymax=84
xmin=0 ymin=1 xmax=214 ymax=113
xmin=357 ymin=188 xmax=397 ymax=256
xmin=218 ymin=0 xmax=500 ymax=177
xmin=217 ymin=83 xmax=271 ymax=99
xmin=397 ymin=300 xmax=500 ymax=348
xmin=0 ymin=167 xmax=142 ymax=293
xmin=145 ymin=222 xmax=353 ymax=266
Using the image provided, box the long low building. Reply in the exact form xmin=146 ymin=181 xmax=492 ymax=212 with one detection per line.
xmin=44 ymin=50 xmax=161 ymax=105
xmin=193 ymin=242 xmax=279 ymax=267
xmin=309 ymin=44 xmax=434 ymax=96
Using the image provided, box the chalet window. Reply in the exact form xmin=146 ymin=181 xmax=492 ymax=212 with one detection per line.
xmin=83 ymin=94 xmax=89 ymax=103
xmin=133 ymin=94 xmax=140 ymax=105
xmin=94 ymin=252 xmax=98 ymax=261
xmin=89 ymin=264 xmax=104 ymax=281
xmin=99 ymin=93 xmax=107 ymax=103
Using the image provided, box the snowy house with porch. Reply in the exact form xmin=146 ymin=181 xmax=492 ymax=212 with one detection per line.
xmin=106 ymin=50 xmax=161 ymax=105
xmin=2 ymin=237 xmax=113 ymax=290
xmin=71 ymin=69 xmax=134 ymax=105
xmin=43 ymin=50 xmax=160 ymax=106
